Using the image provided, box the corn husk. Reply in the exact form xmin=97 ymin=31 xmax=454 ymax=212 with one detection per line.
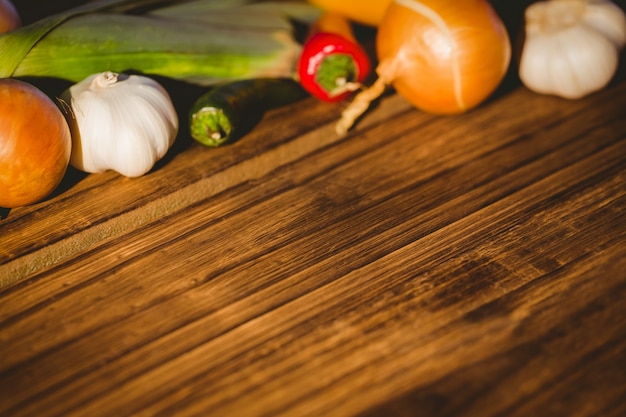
xmin=0 ymin=0 xmax=320 ymax=85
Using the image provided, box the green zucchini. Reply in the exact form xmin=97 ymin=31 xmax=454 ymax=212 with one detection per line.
xmin=188 ymin=77 xmax=309 ymax=147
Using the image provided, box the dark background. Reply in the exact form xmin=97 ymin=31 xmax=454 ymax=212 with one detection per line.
xmin=12 ymin=0 xmax=626 ymax=27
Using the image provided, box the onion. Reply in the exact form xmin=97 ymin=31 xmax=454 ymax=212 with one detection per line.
xmin=337 ymin=0 xmax=511 ymax=134
xmin=0 ymin=0 xmax=20 ymax=33
xmin=0 ymin=79 xmax=72 ymax=208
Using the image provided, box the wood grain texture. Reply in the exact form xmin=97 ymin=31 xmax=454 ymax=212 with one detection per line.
xmin=1 ymin=1 xmax=626 ymax=416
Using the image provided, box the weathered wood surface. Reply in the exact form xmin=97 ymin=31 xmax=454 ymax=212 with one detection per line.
xmin=1 ymin=2 xmax=626 ymax=416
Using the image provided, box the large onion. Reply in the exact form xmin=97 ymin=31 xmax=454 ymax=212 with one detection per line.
xmin=0 ymin=79 xmax=72 ymax=208
xmin=337 ymin=0 xmax=511 ymax=134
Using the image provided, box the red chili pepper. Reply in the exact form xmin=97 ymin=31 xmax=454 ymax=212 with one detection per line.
xmin=297 ymin=13 xmax=371 ymax=103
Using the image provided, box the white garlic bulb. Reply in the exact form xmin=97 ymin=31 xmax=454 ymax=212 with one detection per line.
xmin=519 ymin=0 xmax=626 ymax=99
xmin=62 ymin=71 xmax=179 ymax=177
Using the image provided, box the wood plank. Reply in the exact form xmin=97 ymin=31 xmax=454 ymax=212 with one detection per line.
xmin=1 ymin=79 xmax=625 ymax=415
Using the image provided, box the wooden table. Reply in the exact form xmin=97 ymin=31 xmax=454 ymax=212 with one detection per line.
xmin=2 ymin=4 xmax=626 ymax=416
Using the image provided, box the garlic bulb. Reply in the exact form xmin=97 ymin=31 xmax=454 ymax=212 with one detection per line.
xmin=62 ymin=71 xmax=178 ymax=177
xmin=519 ymin=0 xmax=626 ymax=99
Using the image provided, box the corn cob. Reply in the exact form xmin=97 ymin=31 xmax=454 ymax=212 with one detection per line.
xmin=306 ymin=0 xmax=391 ymax=26
xmin=0 ymin=0 xmax=320 ymax=85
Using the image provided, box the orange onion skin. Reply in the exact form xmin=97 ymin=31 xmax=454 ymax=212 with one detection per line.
xmin=0 ymin=0 xmax=20 ymax=33
xmin=376 ymin=0 xmax=511 ymax=114
xmin=0 ymin=79 xmax=71 ymax=208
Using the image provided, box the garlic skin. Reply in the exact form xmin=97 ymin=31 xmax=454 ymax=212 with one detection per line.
xmin=519 ymin=0 xmax=626 ymax=99
xmin=62 ymin=71 xmax=179 ymax=177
